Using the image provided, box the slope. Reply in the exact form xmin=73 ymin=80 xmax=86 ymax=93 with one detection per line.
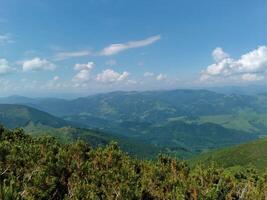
xmin=0 ymin=104 xmax=69 ymax=128
xmin=0 ymin=104 xmax=166 ymax=158
xmin=191 ymin=138 xmax=267 ymax=172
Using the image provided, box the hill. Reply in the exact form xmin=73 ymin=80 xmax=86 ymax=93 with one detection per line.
xmin=0 ymin=104 xmax=69 ymax=128
xmin=0 ymin=90 xmax=264 ymax=156
xmin=0 ymin=90 xmax=255 ymax=120
xmin=0 ymin=104 xmax=166 ymax=158
xmin=80 ymin=119 xmax=257 ymax=155
xmin=23 ymin=123 xmax=162 ymax=158
xmin=191 ymin=138 xmax=267 ymax=172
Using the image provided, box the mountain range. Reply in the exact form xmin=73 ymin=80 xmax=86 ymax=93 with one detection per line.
xmin=2 ymin=89 xmax=267 ymax=158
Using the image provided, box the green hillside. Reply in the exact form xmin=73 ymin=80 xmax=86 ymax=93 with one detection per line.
xmin=0 ymin=104 xmax=166 ymax=158
xmin=192 ymin=138 xmax=267 ymax=172
xmin=1 ymin=126 xmax=267 ymax=199
xmin=0 ymin=90 xmax=256 ymax=121
xmin=23 ymin=123 xmax=163 ymax=159
xmin=1 ymin=90 xmax=263 ymax=156
xmin=0 ymin=104 xmax=69 ymax=128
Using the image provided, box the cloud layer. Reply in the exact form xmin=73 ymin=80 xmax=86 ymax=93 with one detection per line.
xmin=0 ymin=59 xmax=13 ymax=74
xmin=201 ymin=46 xmax=267 ymax=82
xmin=54 ymin=50 xmax=91 ymax=61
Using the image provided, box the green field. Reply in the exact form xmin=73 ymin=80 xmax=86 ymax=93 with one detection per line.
xmin=191 ymin=138 xmax=267 ymax=172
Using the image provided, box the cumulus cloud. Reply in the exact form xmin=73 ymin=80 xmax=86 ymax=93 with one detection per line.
xmin=0 ymin=59 xmax=13 ymax=74
xmin=144 ymin=72 xmax=168 ymax=81
xmin=96 ymin=69 xmax=129 ymax=83
xmin=74 ymin=62 xmax=94 ymax=71
xmin=22 ymin=57 xmax=56 ymax=71
xmin=144 ymin=72 xmax=154 ymax=77
xmin=73 ymin=70 xmax=91 ymax=82
xmin=156 ymin=73 xmax=167 ymax=81
xmin=54 ymin=50 xmax=91 ymax=61
xmin=212 ymin=47 xmax=229 ymax=62
xmin=201 ymin=46 xmax=267 ymax=82
xmin=100 ymin=35 xmax=161 ymax=56
xmin=73 ymin=62 xmax=94 ymax=82
xmin=0 ymin=34 xmax=13 ymax=45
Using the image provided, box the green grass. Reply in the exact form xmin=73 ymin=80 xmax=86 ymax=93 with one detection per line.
xmin=191 ymin=138 xmax=267 ymax=172
xmin=196 ymin=110 xmax=267 ymax=134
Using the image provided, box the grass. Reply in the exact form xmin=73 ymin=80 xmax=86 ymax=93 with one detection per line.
xmin=197 ymin=110 xmax=267 ymax=134
xmin=191 ymin=138 xmax=267 ymax=173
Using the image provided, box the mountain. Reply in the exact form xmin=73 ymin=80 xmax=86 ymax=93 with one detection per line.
xmin=71 ymin=118 xmax=256 ymax=155
xmin=0 ymin=89 xmax=265 ymax=156
xmin=0 ymin=95 xmax=37 ymax=104
xmin=0 ymin=90 xmax=259 ymax=129
xmin=0 ymin=104 xmax=165 ymax=158
xmin=0 ymin=90 xmax=256 ymax=119
xmin=191 ymin=138 xmax=267 ymax=172
xmin=0 ymin=104 xmax=69 ymax=128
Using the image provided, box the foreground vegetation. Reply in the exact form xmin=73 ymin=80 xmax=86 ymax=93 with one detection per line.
xmin=1 ymin=126 xmax=267 ymax=199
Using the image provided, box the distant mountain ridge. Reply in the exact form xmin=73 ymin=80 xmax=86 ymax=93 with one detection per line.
xmin=0 ymin=89 xmax=264 ymax=157
xmin=0 ymin=89 xmax=257 ymax=118
xmin=1 ymin=89 xmax=266 ymax=132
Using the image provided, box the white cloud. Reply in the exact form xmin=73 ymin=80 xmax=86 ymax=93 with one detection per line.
xmin=0 ymin=34 xmax=13 ymax=45
xmin=73 ymin=70 xmax=91 ymax=82
xmin=100 ymin=35 xmax=161 ymax=56
xmin=22 ymin=57 xmax=56 ymax=71
xmin=143 ymin=72 xmax=167 ymax=81
xmin=54 ymin=50 xmax=91 ymax=61
xmin=74 ymin=62 xmax=94 ymax=71
xmin=241 ymin=73 xmax=264 ymax=81
xmin=96 ymin=69 xmax=129 ymax=83
xmin=0 ymin=59 xmax=13 ymax=74
xmin=212 ymin=47 xmax=229 ymax=62
xmin=73 ymin=62 xmax=94 ymax=82
xmin=156 ymin=73 xmax=167 ymax=81
xmin=144 ymin=72 xmax=154 ymax=77
xmin=201 ymin=46 xmax=267 ymax=82
xmin=53 ymin=76 xmax=60 ymax=81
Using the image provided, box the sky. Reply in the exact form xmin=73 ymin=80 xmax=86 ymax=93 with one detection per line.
xmin=0 ymin=0 xmax=267 ymax=97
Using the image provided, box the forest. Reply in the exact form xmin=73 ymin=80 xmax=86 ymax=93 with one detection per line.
xmin=1 ymin=125 xmax=267 ymax=200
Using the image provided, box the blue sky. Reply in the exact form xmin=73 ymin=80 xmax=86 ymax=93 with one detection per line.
xmin=0 ymin=0 xmax=267 ymax=96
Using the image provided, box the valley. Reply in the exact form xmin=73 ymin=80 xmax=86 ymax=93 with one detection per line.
xmin=1 ymin=89 xmax=267 ymax=159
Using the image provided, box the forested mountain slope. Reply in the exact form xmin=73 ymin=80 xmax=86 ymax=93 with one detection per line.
xmin=1 ymin=89 xmax=265 ymax=156
xmin=0 ymin=126 xmax=267 ymax=199
xmin=0 ymin=104 xmax=162 ymax=158
xmin=191 ymin=138 xmax=267 ymax=172
xmin=0 ymin=104 xmax=69 ymax=128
